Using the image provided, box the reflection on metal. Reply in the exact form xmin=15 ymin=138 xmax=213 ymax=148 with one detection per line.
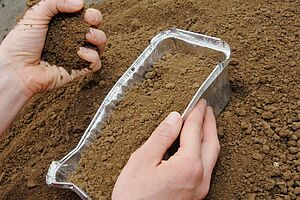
xmin=46 ymin=29 xmax=231 ymax=199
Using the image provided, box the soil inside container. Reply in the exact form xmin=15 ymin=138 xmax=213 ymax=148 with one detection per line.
xmin=70 ymin=52 xmax=218 ymax=199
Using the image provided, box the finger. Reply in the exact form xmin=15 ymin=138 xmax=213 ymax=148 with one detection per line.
xmin=180 ymin=99 xmax=207 ymax=157
xmin=77 ymin=47 xmax=101 ymax=71
xmin=59 ymin=67 xmax=91 ymax=86
xmin=201 ymin=106 xmax=220 ymax=175
xmin=84 ymin=8 xmax=103 ymax=27
xmin=21 ymin=0 xmax=84 ymax=24
xmin=86 ymin=28 xmax=107 ymax=55
xmin=38 ymin=61 xmax=91 ymax=90
xmin=139 ymin=112 xmax=183 ymax=165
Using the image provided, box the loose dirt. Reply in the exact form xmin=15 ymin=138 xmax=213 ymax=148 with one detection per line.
xmin=42 ymin=11 xmax=94 ymax=73
xmin=26 ymin=0 xmax=39 ymax=7
xmin=70 ymin=52 xmax=217 ymax=199
xmin=0 ymin=0 xmax=299 ymax=200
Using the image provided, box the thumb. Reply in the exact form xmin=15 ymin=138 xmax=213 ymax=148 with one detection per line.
xmin=139 ymin=112 xmax=183 ymax=165
xmin=21 ymin=0 xmax=84 ymax=24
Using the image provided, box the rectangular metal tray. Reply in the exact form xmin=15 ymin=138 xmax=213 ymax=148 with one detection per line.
xmin=46 ymin=29 xmax=231 ymax=199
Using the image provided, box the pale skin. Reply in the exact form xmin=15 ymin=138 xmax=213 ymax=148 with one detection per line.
xmin=0 ymin=0 xmax=221 ymax=199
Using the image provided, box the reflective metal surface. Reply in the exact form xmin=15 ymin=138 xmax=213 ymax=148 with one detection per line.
xmin=46 ymin=29 xmax=231 ymax=199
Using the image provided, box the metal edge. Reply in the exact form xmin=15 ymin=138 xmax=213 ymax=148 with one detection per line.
xmin=46 ymin=29 xmax=231 ymax=198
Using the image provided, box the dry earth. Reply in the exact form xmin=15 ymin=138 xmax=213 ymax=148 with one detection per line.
xmin=0 ymin=0 xmax=299 ymax=199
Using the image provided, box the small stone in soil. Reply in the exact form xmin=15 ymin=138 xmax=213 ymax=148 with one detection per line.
xmin=27 ymin=178 xmax=38 ymax=189
xmin=165 ymin=83 xmax=176 ymax=89
xmin=252 ymin=153 xmax=264 ymax=161
xmin=291 ymin=122 xmax=300 ymax=131
xmin=261 ymin=111 xmax=274 ymax=120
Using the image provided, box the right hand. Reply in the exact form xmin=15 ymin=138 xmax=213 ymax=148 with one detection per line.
xmin=112 ymin=99 xmax=221 ymax=200
xmin=0 ymin=0 xmax=107 ymax=97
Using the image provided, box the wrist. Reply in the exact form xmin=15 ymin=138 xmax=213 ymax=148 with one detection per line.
xmin=0 ymin=60 xmax=35 ymax=97
xmin=0 ymin=66 xmax=33 ymax=136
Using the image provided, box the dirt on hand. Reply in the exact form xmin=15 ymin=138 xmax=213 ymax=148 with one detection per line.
xmin=0 ymin=0 xmax=299 ymax=200
xmin=26 ymin=0 xmax=39 ymax=7
xmin=70 ymin=52 xmax=217 ymax=199
xmin=42 ymin=10 xmax=95 ymax=73
xmin=27 ymin=0 xmax=96 ymax=73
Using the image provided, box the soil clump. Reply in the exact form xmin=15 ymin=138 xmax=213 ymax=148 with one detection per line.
xmin=42 ymin=11 xmax=94 ymax=73
xmin=26 ymin=0 xmax=39 ymax=7
xmin=70 ymin=52 xmax=217 ymax=199
xmin=0 ymin=0 xmax=299 ymax=200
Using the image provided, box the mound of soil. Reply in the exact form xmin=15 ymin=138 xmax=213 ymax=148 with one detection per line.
xmin=70 ymin=52 xmax=217 ymax=199
xmin=0 ymin=0 xmax=299 ymax=200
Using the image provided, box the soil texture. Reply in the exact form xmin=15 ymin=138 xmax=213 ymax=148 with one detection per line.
xmin=70 ymin=52 xmax=217 ymax=199
xmin=0 ymin=0 xmax=299 ymax=200
xmin=42 ymin=10 xmax=94 ymax=73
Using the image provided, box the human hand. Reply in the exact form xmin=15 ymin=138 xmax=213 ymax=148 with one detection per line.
xmin=112 ymin=99 xmax=221 ymax=200
xmin=0 ymin=0 xmax=106 ymax=97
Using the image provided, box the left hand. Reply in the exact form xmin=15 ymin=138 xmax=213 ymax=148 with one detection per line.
xmin=112 ymin=100 xmax=221 ymax=200
xmin=0 ymin=0 xmax=107 ymax=97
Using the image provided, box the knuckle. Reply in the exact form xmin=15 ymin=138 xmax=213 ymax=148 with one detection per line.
xmin=215 ymin=140 xmax=221 ymax=153
xmin=156 ymin=129 xmax=176 ymax=144
xmin=199 ymin=184 xmax=210 ymax=198
xmin=182 ymin=158 xmax=204 ymax=181
xmin=129 ymin=149 xmax=143 ymax=161
xmin=156 ymin=124 xmax=177 ymax=139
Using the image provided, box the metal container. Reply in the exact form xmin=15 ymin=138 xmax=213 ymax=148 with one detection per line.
xmin=46 ymin=29 xmax=231 ymax=199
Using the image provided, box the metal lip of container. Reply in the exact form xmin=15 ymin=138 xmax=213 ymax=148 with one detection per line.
xmin=46 ymin=28 xmax=231 ymax=199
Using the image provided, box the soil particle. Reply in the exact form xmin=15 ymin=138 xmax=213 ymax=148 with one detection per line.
xmin=70 ymin=52 xmax=217 ymax=199
xmin=261 ymin=111 xmax=274 ymax=120
xmin=282 ymin=171 xmax=293 ymax=181
xmin=252 ymin=153 xmax=264 ymax=161
xmin=26 ymin=0 xmax=39 ymax=7
xmin=292 ymin=122 xmax=300 ymax=131
xmin=165 ymin=82 xmax=176 ymax=89
xmin=294 ymin=187 xmax=300 ymax=195
xmin=245 ymin=193 xmax=257 ymax=200
xmin=26 ymin=178 xmax=38 ymax=189
xmin=279 ymin=127 xmax=291 ymax=138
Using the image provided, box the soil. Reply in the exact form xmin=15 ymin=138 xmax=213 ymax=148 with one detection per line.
xmin=70 ymin=52 xmax=217 ymax=199
xmin=0 ymin=0 xmax=299 ymax=200
xmin=26 ymin=0 xmax=39 ymax=7
xmin=42 ymin=11 xmax=94 ymax=73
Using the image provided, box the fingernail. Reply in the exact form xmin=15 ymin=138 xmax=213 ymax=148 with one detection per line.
xmin=85 ymin=8 xmax=102 ymax=26
xmin=207 ymin=106 xmax=213 ymax=112
xmin=89 ymin=28 xmax=97 ymax=36
xmin=79 ymin=47 xmax=88 ymax=53
xmin=201 ymin=99 xmax=207 ymax=106
xmin=69 ymin=0 xmax=83 ymax=7
xmin=165 ymin=112 xmax=180 ymax=124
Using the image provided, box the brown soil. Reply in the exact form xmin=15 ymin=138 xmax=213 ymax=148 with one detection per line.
xmin=70 ymin=52 xmax=217 ymax=199
xmin=26 ymin=0 xmax=39 ymax=7
xmin=0 ymin=0 xmax=300 ymax=200
xmin=42 ymin=10 xmax=94 ymax=73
